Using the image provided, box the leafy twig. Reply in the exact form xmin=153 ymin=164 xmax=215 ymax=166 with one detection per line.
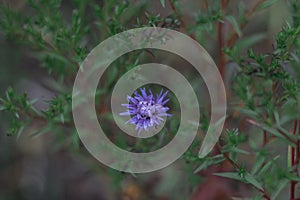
xmin=216 ymin=144 xmax=271 ymax=200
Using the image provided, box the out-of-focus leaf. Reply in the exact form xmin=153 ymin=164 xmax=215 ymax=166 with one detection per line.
xmin=247 ymin=119 xmax=295 ymax=144
xmin=257 ymin=155 xmax=280 ymax=177
xmin=251 ymin=154 xmax=266 ymax=175
xmin=230 ymin=147 xmax=250 ymax=155
xmin=244 ymin=172 xmax=264 ymax=191
xmin=60 ymin=113 xmax=64 ymax=124
xmin=30 ymin=125 xmax=51 ymax=137
xmin=226 ymin=15 xmax=242 ymax=37
xmin=0 ymin=105 xmax=5 ymax=111
xmin=237 ymin=108 xmax=260 ymax=119
xmin=160 ymin=0 xmax=165 ymax=8
xmin=285 ymin=172 xmax=300 ymax=182
xmin=71 ymin=130 xmax=80 ymax=150
xmin=232 ymin=196 xmax=263 ymax=200
xmin=271 ymin=179 xmax=289 ymax=199
xmin=194 ymin=154 xmax=225 ymax=173
xmin=16 ymin=125 xmax=25 ymax=140
xmin=215 ymin=172 xmax=263 ymax=191
xmin=258 ymin=0 xmax=280 ymax=10
xmin=214 ymin=172 xmax=243 ymax=181
xmin=235 ymin=33 xmax=266 ymax=51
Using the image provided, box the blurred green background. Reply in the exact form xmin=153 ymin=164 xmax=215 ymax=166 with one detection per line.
xmin=0 ymin=0 xmax=298 ymax=200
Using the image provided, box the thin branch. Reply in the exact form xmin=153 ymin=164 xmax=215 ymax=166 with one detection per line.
xmin=291 ymin=120 xmax=299 ymax=200
xmin=296 ymin=120 xmax=300 ymax=176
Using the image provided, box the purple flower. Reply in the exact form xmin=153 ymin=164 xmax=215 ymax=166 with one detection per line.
xmin=120 ymin=88 xmax=172 ymax=135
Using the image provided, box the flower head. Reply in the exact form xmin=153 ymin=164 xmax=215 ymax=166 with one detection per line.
xmin=120 ymin=88 xmax=172 ymax=135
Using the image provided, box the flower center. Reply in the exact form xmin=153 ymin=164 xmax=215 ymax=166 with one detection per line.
xmin=139 ymin=101 xmax=156 ymax=118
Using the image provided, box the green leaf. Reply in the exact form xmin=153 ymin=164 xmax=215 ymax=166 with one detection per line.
xmin=232 ymin=196 xmax=263 ymax=200
xmin=30 ymin=105 xmax=42 ymax=116
xmin=30 ymin=125 xmax=52 ymax=137
xmin=251 ymin=154 xmax=266 ymax=175
xmin=257 ymin=155 xmax=280 ymax=177
xmin=230 ymin=147 xmax=250 ymax=155
xmin=71 ymin=130 xmax=80 ymax=150
xmin=194 ymin=155 xmax=226 ymax=173
xmin=238 ymin=108 xmax=260 ymax=119
xmin=285 ymin=172 xmax=300 ymax=182
xmin=160 ymin=0 xmax=166 ymax=8
xmin=248 ymin=119 xmax=295 ymax=144
xmin=235 ymin=33 xmax=266 ymax=51
xmin=215 ymin=172 xmax=263 ymax=191
xmin=0 ymin=105 xmax=6 ymax=111
xmin=225 ymin=15 xmax=242 ymax=37
xmin=259 ymin=0 xmax=280 ymax=10
xmin=214 ymin=172 xmax=243 ymax=181
xmin=273 ymin=110 xmax=280 ymax=126
xmin=15 ymin=112 xmax=20 ymax=119
xmin=60 ymin=113 xmax=64 ymax=124
xmin=16 ymin=125 xmax=25 ymax=140
xmin=244 ymin=172 xmax=264 ymax=191
xmin=271 ymin=179 xmax=289 ymax=199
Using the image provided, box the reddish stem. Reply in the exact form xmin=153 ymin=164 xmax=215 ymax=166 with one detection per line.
xmin=296 ymin=120 xmax=300 ymax=175
xmin=291 ymin=120 xmax=298 ymax=200
xmin=217 ymin=0 xmax=227 ymax=78
xmin=262 ymin=114 xmax=268 ymax=147
xmin=263 ymin=130 xmax=267 ymax=146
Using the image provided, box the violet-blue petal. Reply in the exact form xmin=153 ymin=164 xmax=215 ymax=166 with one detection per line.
xmin=120 ymin=88 xmax=172 ymax=134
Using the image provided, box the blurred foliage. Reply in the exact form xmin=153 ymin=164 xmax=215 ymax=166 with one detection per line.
xmin=1 ymin=0 xmax=300 ymax=199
